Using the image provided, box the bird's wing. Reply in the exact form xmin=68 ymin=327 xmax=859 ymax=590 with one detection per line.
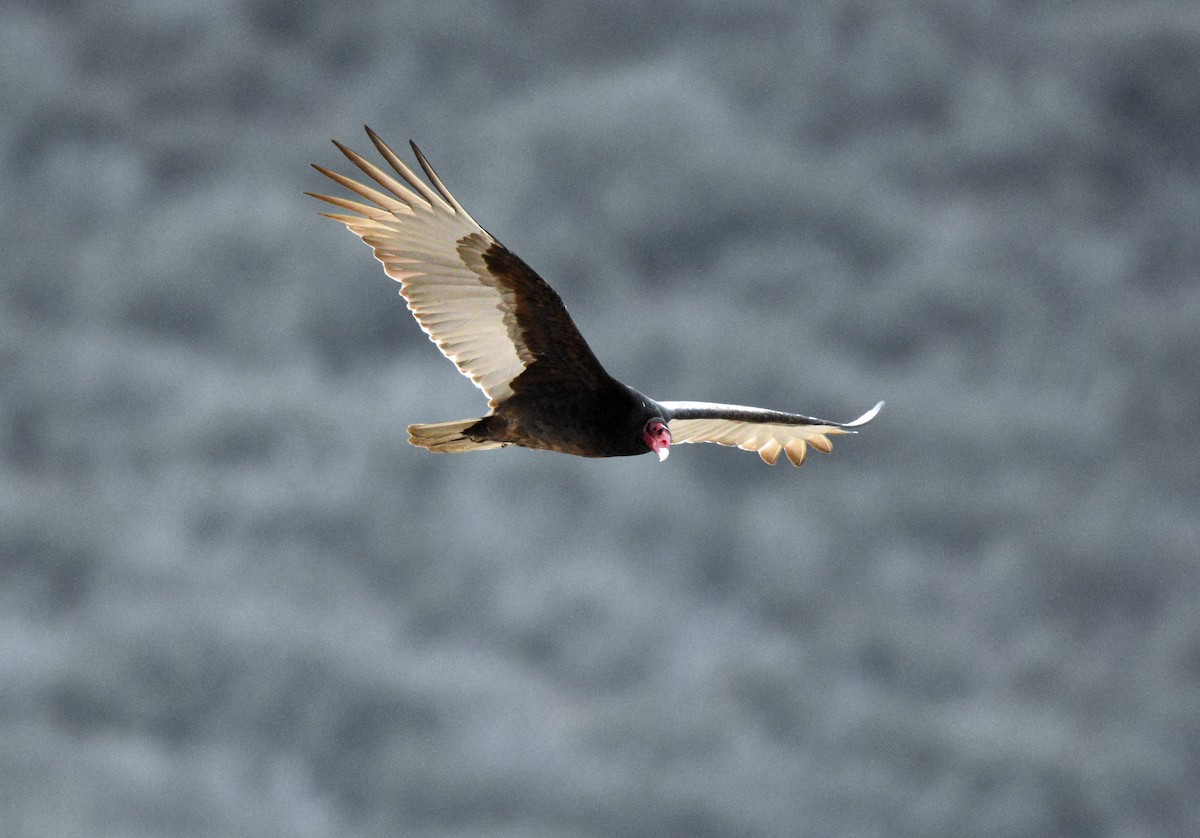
xmin=308 ymin=127 xmax=608 ymax=406
xmin=661 ymin=400 xmax=883 ymax=466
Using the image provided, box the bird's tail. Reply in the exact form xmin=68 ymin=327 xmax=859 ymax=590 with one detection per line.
xmin=407 ymin=418 xmax=504 ymax=453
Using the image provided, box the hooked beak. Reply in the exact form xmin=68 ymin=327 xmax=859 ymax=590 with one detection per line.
xmin=645 ymin=420 xmax=671 ymax=462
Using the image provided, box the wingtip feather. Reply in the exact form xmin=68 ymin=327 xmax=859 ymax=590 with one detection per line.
xmin=808 ymin=434 xmax=834 ymax=454
xmin=758 ymin=440 xmax=783 ymax=465
xmin=361 ymin=129 xmax=454 ymax=213
xmin=784 ymin=439 xmax=808 ymax=467
xmin=409 ymin=140 xmax=468 ymax=215
xmin=845 ymin=400 xmax=884 ymax=427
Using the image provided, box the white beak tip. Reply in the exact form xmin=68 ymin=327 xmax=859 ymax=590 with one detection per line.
xmin=657 ymin=447 xmax=670 ymax=462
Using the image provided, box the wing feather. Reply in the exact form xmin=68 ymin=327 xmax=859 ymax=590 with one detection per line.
xmin=662 ymin=401 xmax=883 ymax=467
xmin=310 ymin=128 xmax=608 ymax=405
xmin=365 ymin=126 xmax=454 ymax=212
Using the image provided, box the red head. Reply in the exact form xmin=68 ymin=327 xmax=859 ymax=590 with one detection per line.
xmin=643 ymin=418 xmax=671 ymax=462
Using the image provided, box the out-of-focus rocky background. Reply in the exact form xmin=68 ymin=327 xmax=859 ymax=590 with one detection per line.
xmin=3 ymin=1 xmax=1198 ymax=835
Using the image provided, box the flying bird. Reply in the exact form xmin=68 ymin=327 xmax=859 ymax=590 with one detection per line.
xmin=309 ymin=127 xmax=882 ymax=467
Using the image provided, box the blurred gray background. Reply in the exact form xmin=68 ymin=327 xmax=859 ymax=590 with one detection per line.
xmin=3 ymin=1 xmax=1199 ymax=836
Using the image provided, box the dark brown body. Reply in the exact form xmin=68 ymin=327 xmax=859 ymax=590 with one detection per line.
xmin=465 ymin=372 xmax=663 ymax=458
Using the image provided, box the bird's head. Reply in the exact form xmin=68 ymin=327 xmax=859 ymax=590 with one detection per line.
xmin=643 ymin=417 xmax=671 ymax=462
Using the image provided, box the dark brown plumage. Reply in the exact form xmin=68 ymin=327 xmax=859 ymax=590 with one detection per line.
xmin=309 ymin=127 xmax=882 ymax=467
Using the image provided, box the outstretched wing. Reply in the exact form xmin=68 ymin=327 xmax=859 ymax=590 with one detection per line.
xmin=308 ymin=127 xmax=608 ymax=406
xmin=662 ymin=400 xmax=883 ymax=466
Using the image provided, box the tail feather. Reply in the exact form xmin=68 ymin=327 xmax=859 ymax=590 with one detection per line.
xmin=407 ymin=418 xmax=503 ymax=453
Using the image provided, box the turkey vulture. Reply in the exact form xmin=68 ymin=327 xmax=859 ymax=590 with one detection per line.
xmin=308 ymin=127 xmax=882 ymax=467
